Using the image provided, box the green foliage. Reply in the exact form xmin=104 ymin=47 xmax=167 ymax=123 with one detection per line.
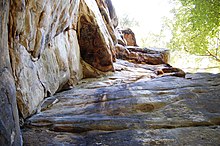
xmin=168 ymin=0 xmax=220 ymax=61
xmin=140 ymin=32 xmax=167 ymax=48
xmin=119 ymin=14 xmax=139 ymax=28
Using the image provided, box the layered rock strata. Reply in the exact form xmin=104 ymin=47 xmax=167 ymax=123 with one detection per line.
xmin=7 ymin=0 xmax=119 ymax=119
xmin=115 ymin=28 xmax=185 ymax=77
xmin=1 ymin=0 xmax=118 ymax=144
xmin=23 ymin=61 xmax=220 ymax=145
xmin=9 ymin=0 xmax=82 ymax=119
xmin=0 ymin=0 xmax=195 ymax=145
xmin=115 ymin=45 xmax=170 ymax=65
xmin=4 ymin=0 xmax=176 ymax=121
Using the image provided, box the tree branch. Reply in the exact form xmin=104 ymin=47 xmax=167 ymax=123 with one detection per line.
xmin=207 ymin=50 xmax=220 ymax=62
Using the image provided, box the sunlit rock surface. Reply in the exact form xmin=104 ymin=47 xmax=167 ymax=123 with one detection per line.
xmin=23 ymin=59 xmax=220 ymax=145
xmin=8 ymin=0 xmax=118 ymax=118
xmin=9 ymin=0 xmax=82 ymax=118
xmin=121 ymin=28 xmax=138 ymax=46
xmin=115 ymin=45 xmax=170 ymax=65
xmin=7 ymin=0 xmax=172 ymax=119
xmin=1 ymin=0 xmax=219 ymax=145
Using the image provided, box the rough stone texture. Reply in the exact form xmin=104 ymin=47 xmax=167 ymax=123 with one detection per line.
xmin=104 ymin=0 xmax=118 ymax=28
xmin=0 ymin=71 xmax=22 ymax=146
xmin=8 ymin=0 xmax=84 ymax=118
xmin=3 ymin=0 xmax=120 ymax=124
xmin=22 ymin=126 xmax=220 ymax=146
xmin=2 ymin=0 xmax=218 ymax=145
xmin=23 ymin=59 xmax=220 ymax=145
xmin=0 ymin=0 xmax=22 ymax=145
xmin=77 ymin=0 xmax=115 ymax=73
xmin=9 ymin=0 xmax=80 ymax=60
xmin=6 ymin=0 xmax=172 ymax=120
xmin=96 ymin=0 xmax=117 ymax=45
xmin=115 ymin=27 xmax=170 ymax=65
xmin=115 ymin=28 xmax=127 ymax=46
xmin=121 ymin=28 xmax=138 ymax=46
xmin=115 ymin=45 xmax=170 ymax=64
xmin=13 ymin=29 xmax=83 ymax=119
xmin=127 ymin=47 xmax=170 ymax=64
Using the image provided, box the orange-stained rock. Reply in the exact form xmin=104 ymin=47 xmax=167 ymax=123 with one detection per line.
xmin=115 ymin=45 xmax=170 ymax=65
xmin=77 ymin=0 xmax=115 ymax=72
xmin=8 ymin=0 xmax=82 ymax=118
xmin=121 ymin=28 xmax=138 ymax=46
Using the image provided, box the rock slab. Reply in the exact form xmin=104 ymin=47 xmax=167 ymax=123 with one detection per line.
xmin=23 ymin=60 xmax=220 ymax=145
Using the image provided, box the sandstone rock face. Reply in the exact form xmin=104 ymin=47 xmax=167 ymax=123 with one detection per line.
xmin=3 ymin=0 xmax=120 ymax=120
xmin=115 ymin=28 xmax=127 ymax=46
xmin=6 ymin=0 xmax=172 ymax=120
xmin=104 ymin=0 xmax=118 ymax=28
xmin=77 ymin=0 xmax=115 ymax=73
xmin=23 ymin=60 xmax=220 ymax=145
xmin=121 ymin=28 xmax=138 ymax=46
xmin=115 ymin=27 xmax=171 ymax=67
xmin=2 ymin=0 xmax=218 ymax=145
xmin=96 ymin=0 xmax=118 ymax=45
xmin=115 ymin=45 xmax=170 ymax=65
xmin=0 ymin=1 xmax=22 ymax=145
xmin=8 ymin=0 xmax=83 ymax=118
xmin=2 ymin=0 xmax=119 ymax=143
xmin=9 ymin=0 xmax=80 ymax=60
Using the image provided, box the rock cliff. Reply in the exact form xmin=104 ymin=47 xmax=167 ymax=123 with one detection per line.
xmin=6 ymin=0 xmax=171 ymax=121
xmin=0 ymin=0 xmax=219 ymax=145
xmin=1 ymin=0 xmax=121 ymax=144
xmin=7 ymin=0 xmax=120 ymax=119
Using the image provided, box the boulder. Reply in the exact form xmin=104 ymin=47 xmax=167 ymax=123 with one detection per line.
xmin=121 ymin=28 xmax=138 ymax=46
xmin=115 ymin=45 xmax=170 ymax=65
xmin=6 ymin=0 xmax=120 ymax=119
xmin=2 ymin=0 xmax=214 ymax=145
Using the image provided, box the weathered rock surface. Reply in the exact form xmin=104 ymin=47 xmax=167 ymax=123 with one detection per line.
xmin=8 ymin=0 xmax=83 ymax=118
xmin=2 ymin=0 xmax=219 ymax=145
xmin=77 ymin=0 xmax=115 ymax=73
xmin=7 ymin=0 xmax=118 ymax=119
xmin=0 ymin=1 xmax=22 ymax=145
xmin=23 ymin=59 xmax=220 ymax=145
xmin=103 ymin=0 xmax=118 ymax=28
xmin=96 ymin=0 xmax=118 ymax=44
xmin=115 ymin=45 xmax=170 ymax=64
xmin=1 ymin=0 xmax=120 ymax=144
xmin=121 ymin=28 xmax=138 ymax=46
xmin=5 ymin=0 xmax=172 ymax=120
xmin=115 ymin=27 xmax=170 ymax=65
